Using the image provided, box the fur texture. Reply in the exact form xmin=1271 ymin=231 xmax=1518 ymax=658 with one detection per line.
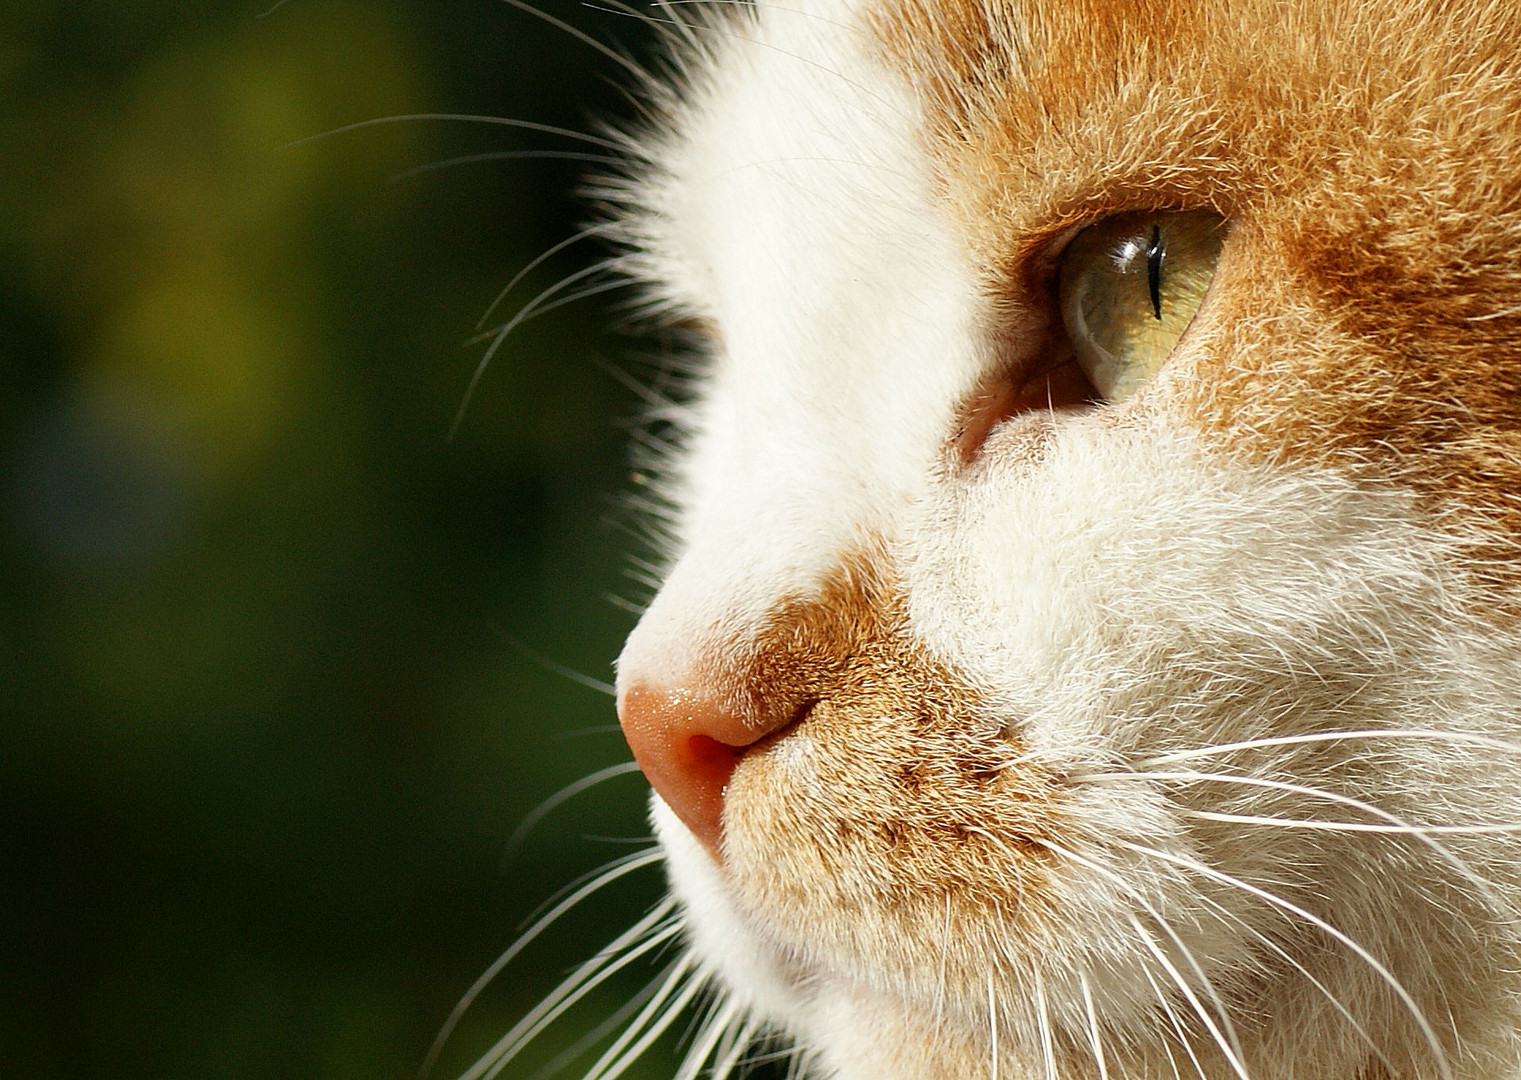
xmin=522 ymin=0 xmax=1521 ymax=1077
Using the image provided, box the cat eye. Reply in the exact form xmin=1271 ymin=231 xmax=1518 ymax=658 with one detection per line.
xmin=1057 ymin=210 xmax=1225 ymax=401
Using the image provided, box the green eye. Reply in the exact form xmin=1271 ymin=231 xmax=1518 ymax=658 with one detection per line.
xmin=1057 ymin=209 xmax=1225 ymax=401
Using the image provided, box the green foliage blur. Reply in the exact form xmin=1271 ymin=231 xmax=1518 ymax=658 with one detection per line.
xmin=0 ymin=2 xmax=679 ymax=1077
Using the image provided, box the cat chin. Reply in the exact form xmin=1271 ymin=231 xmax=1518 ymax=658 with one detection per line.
xmin=656 ymin=793 xmax=1004 ymax=1080
xmin=657 ymin=792 xmax=997 ymax=1079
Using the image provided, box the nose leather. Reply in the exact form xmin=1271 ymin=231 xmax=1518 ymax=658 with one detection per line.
xmin=618 ymin=683 xmax=795 ymax=860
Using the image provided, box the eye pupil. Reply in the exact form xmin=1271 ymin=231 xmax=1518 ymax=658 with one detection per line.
xmin=1146 ymin=223 xmax=1164 ymax=321
xmin=1056 ymin=209 xmax=1225 ymax=402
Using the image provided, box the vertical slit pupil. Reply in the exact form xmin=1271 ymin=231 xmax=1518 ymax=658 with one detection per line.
xmin=1146 ymin=223 xmax=1164 ymax=320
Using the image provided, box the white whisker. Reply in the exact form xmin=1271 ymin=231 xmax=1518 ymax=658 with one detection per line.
xmin=451 ymin=264 xmax=627 ymax=438
xmin=521 ymin=972 xmax=664 ymax=1080
xmin=674 ymin=997 xmax=743 ymax=1080
xmin=517 ymin=846 xmax=662 ymax=933
xmin=1129 ymin=914 xmax=1252 ymax=1080
xmin=478 ymin=223 xmax=621 ymax=331
xmin=504 ymin=761 xmax=646 ymax=862
xmin=709 ymin=1018 xmax=760 ymax=1080
xmin=389 ymin=150 xmax=625 ymax=183
xmin=1193 ymin=892 xmax=1399 ymax=1078
xmin=582 ymin=959 xmax=707 ymax=1080
xmin=1140 ymin=962 xmax=1208 ymax=1080
xmin=934 ymin=893 xmax=950 ymax=1036
xmin=1078 ymin=973 xmax=1109 ymax=1080
xmin=1032 ymin=967 xmax=1056 ymax=1080
xmin=281 ymin=114 xmax=628 ymax=153
xmin=988 ymin=972 xmax=999 ymax=1080
xmin=647 ymin=0 xmax=701 ymax=47
xmin=1116 ymin=839 xmax=1454 ymax=1080
xmin=488 ymin=624 xmax=618 ymax=697
xmin=461 ymin=908 xmax=683 ymax=1080
xmin=1090 ymin=768 xmax=1506 ymax=905
xmin=465 ymin=912 xmax=681 ymax=1080
xmin=1033 ymin=834 xmax=1248 ymax=1080
xmin=1182 ymin=809 xmax=1521 ymax=835
xmin=1139 ymin=729 xmax=1521 ymax=767
xmin=502 ymin=0 xmax=651 ymax=79
xmin=422 ymin=850 xmax=664 ymax=1078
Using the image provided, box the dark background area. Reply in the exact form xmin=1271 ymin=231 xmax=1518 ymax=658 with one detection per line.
xmin=0 ymin=2 xmax=684 ymax=1077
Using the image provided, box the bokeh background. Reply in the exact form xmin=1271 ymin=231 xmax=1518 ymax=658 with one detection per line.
xmin=1 ymin=2 xmax=682 ymax=1077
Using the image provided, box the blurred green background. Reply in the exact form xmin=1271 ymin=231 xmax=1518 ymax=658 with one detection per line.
xmin=0 ymin=2 xmax=681 ymax=1077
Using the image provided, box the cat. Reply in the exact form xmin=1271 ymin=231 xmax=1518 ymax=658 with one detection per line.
xmin=490 ymin=0 xmax=1521 ymax=1077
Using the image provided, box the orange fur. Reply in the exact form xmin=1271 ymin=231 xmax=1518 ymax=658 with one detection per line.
xmin=871 ymin=0 xmax=1521 ymax=587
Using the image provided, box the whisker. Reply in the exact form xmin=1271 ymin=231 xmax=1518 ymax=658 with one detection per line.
xmin=1140 ymin=963 xmax=1209 ymax=1080
xmin=521 ymin=969 xmax=663 ymax=1080
xmin=1193 ymin=891 xmax=1399 ymax=1077
xmin=281 ymin=114 xmax=628 ymax=153
xmin=674 ymin=997 xmax=744 ymax=1080
xmin=1129 ymin=914 xmax=1251 ymax=1080
xmin=451 ymin=263 xmax=626 ymax=440
xmin=488 ymin=623 xmax=617 ymax=696
xmin=1115 ymin=839 xmax=1455 ymax=1080
xmin=1088 ymin=768 xmax=1506 ymax=905
xmin=478 ymin=224 xmax=621 ymax=331
xmin=594 ymin=0 xmax=679 ymax=39
xmin=582 ymin=959 xmax=707 ymax=1080
xmin=1033 ymin=835 xmax=1247 ymax=1080
xmin=1182 ymin=810 xmax=1521 ymax=835
xmin=517 ymin=846 xmax=661 ymax=934
xmin=1141 ymin=910 xmax=1249 ymax=1074
xmin=987 ymin=972 xmax=999 ymax=1080
xmin=389 ymin=150 xmax=624 ymax=183
xmin=421 ymin=848 xmax=662 ymax=1077
xmin=934 ymin=893 xmax=950 ymax=1036
xmin=466 ymin=259 xmax=621 ymax=350
xmin=486 ymin=274 xmax=634 ymax=343
xmin=645 ymin=0 xmax=701 ymax=47
xmin=468 ymin=915 xmax=685 ymax=1080
xmin=1078 ymin=973 xmax=1110 ymax=1080
xmin=503 ymin=762 xmax=646 ymax=864
xmin=593 ymin=354 xmax=687 ymax=411
xmin=1032 ymin=967 xmax=1056 ymax=1080
xmin=604 ymin=592 xmax=651 ymax=617
xmin=708 ymin=1018 xmax=760 ymax=1080
xmin=503 ymin=0 xmax=650 ymax=79
xmin=576 ymin=958 xmax=693 ymax=1080
xmin=1140 ymin=729 xmax=1521 ymax=767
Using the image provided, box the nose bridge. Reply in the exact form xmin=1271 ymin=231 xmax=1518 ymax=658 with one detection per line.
xmin=616 ymin=545 xmax=890 ymax=858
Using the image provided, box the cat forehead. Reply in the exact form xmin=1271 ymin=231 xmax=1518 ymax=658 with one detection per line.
xmin=868 ymin=0 xmax=1521 ymax=233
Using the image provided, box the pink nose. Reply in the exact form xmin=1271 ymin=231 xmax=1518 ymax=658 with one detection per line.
xmin=618 ymin=684 xmax=794 ymax=860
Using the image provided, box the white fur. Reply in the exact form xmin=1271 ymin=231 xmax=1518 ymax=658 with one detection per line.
xmin=561 ymin=0 xmax=1521 ymax=1077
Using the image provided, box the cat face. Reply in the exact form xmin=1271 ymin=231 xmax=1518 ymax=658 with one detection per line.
xmin=606 ymin=0 xmax=1521 ymax=1077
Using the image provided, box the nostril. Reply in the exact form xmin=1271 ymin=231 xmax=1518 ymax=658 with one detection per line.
xmin=616 ymin=682 xmax=800 ymax=863
xmin=788 ymin=696 xmax=819 ymax=728
xmin=682 ymin=734 xmax=745 ymax=777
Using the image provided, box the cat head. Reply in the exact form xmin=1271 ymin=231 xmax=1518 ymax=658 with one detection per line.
xmin=606 ymin=0 xmax=1521 ymax=1076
